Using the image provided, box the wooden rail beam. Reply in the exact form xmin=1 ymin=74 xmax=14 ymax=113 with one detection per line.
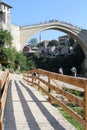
xmin=0 ymin=70 xmax=9 ymax=130
xmin=23 ymin=69 xmax=87 ymax=129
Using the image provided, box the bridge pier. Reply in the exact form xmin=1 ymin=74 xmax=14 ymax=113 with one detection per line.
xmin=81 ymin=57 xmax=87 ymax=78
xmin=85 ymin=59 xmax=87 ymax=77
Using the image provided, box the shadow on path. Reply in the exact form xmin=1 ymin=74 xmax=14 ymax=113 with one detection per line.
xmin=14 ymin=81 xmax=41 ymax=130
xmin=19 ymin=81 xmax=66 ymax=130
xmin=4 ymin=80 xmax=17 ymax=130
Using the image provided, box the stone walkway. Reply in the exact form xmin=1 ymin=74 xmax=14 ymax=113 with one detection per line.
xmin=3 ymin=73 xmax=76 ymax=130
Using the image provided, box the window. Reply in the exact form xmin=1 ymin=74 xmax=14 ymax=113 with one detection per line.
xmin=7 ymin=7 xmax=9 ymax=12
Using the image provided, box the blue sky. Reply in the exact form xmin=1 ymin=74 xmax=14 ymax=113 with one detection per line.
xmin=4 ymin=0 xmax=87 ymax=42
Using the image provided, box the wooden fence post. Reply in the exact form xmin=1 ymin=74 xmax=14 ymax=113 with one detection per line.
xmin=0 ymin=122 xmax=2 ymax=130
xmin=48 ymin=76 xmax=51 ymax=102
xmin=38 ymin=74 xmax=40 ymax=90
xmin=27 ymin=73 xmax=29 ymax=85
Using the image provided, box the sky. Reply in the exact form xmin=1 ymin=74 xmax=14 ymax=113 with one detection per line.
xmin=3 ymin=0 xmax=87 ymax=43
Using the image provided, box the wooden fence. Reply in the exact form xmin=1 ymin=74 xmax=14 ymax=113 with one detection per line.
xmin=0 ymin=70 xmax=9 ymax=130
xmin=23 ymin=69 xmax=87 ymax=130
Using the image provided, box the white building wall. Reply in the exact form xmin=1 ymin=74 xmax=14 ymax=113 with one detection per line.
xmin=0 ymin=2 xmax=11 ymax=31
xmin=11 ymin=24 xmax=20 ymax=51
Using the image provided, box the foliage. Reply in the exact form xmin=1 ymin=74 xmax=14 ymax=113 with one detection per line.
xmin=0 ymin=45 xmax=27 ymax=72
xmin=58 ymin=107 xmax=83 ymax=130
xmin=0 ymin=29 xmax=85 ymax=75
xmin=53 ymin=102 xmax=83 ymax=130
xmin=29 ymin=38 xmax=38 ymax=47
xmin=0 ymin=47 xmax=7 ymax=61
xmin=0 ymin=29 xmax=13 ymax=47
xmin=33 ymin=52 xmax=40 ymax=59
xmin=26 ymin=59 xmax=35 ymax=70
xmin=37 ymin=42 xmax=44 ymax=48
xmin=0 ymin=47 xmax=16 ymax=72
xmin=47 ymin=39 xmax=59 ymax=46
xmin=15 ymin=51 xmax=27 ymax=71
xmin=62 ymin=87 xmax=84 ymax=97
xmin=4 ymin=47 xmax=16 ymax=69
xmin=26 ymin=43 xmax=85 ymax=74
xmin=0 ymin=29 xmax=14 ymax=68
xmin=0 ymin=63 xmax=2 ymax=70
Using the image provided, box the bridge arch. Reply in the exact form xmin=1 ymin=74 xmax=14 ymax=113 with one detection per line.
xmin=20 ymin=21 xmax=87 ymax=76
xmin=30 ymin=26 xmax=85 ymax=49
xmin=20 ymin=22 xmax=87 ymax=53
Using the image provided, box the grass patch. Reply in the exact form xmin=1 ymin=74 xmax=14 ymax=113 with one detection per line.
xmin=71 ymin=106 xmax=84 ymax=117
xmin=53 ymin=104 xmax=84 ymax=130
xmin=59 ymin=108 xmax=83 ymax=130
xmin=62 ymin=87 xmax=84 ymax=98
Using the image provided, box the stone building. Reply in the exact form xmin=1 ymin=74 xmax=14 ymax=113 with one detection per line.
xmin=0 ymin=1 xmax=12 ymax=31
xmin=0 ymin=1 xmax=21 ymax=51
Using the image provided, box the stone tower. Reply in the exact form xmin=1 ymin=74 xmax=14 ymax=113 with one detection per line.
xmin=0 ymin=0 xmax=12 ymax=31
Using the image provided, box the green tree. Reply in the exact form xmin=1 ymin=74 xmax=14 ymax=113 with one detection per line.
xmin=0 ymin=47 xmax=17 ymax=72
xmin=47 ymin=40 xmax=59 ymax=47
xmin=26 ymin=59 xmax=35 ymax=70
xmin=0 ymin=29 xmax=13 ymax=47
xmin=33 ymin=52 xmax=40 ymax=59
xmin=5 ymin=47 xmax=16 ymax=69
xmin=29 ymin=38 xmax=38 ymax=47
xmin=0 ymin=29 xmax=28 ymax=72
xmin=15 ymin=51 xmax=27 ymax=71
xmin=0 ymin=29 xmax=13 ymax=66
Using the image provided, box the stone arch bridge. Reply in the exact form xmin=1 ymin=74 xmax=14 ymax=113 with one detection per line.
xmin=19 ymin=20 xmax=87 ymax=76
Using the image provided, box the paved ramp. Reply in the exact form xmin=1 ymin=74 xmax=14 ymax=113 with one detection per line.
xmin=3 ymin=74 xmax=76 ymax=130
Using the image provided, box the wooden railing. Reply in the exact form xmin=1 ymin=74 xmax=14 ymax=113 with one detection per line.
xmin=0 ymin=70 xmax=9 ymax=130
xmin=23 ymin=69 xmax=87 ymax=130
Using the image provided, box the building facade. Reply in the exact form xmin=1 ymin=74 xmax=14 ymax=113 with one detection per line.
xmin=0 ymin=1 xmax=12 ymax=31
xmin=0 ymin=1 xmax=21 ymax=51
